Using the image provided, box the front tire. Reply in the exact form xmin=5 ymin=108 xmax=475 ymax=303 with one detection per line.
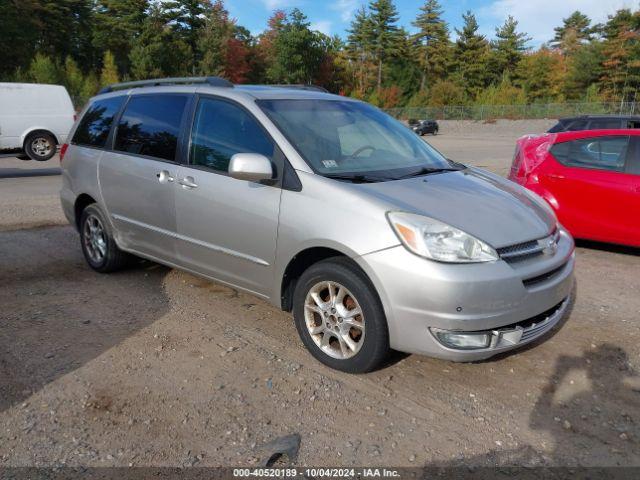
xmin=24 ymin=132 xmax=56 ymax=161
xmin=79 ymin=204 xmax=130 ymax=273
xmin=293 ymin=258 xmax=389 ymax=373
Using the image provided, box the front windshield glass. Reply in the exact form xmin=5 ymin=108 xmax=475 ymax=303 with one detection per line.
xmin=258 ymin=99 xmax=452 ymax=177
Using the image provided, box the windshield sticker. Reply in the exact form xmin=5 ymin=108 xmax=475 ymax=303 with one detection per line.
xmin=322 ymin=160 xmax=338 ymax=168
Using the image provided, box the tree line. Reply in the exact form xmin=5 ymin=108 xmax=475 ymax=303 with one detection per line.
xmin=1 ymin=0 xmax=638 ymax=108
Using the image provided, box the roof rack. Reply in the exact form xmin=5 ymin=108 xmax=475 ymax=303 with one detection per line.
xmin=98 ymin=76 xmax=234 ymax=94
xmin=269 ymin=84 xmax=329 ymax=93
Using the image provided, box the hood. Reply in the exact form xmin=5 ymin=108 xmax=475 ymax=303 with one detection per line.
xmin=356 ymin=168 xmax=555 ymax=249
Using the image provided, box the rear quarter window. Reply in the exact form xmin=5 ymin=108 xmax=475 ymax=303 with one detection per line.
xmin=72 ymin=96 xmax=125 ymax=148
xmin=550 ymin=136 xmax=629 ymax=172
xmin=588 ymin=119 xmax=622 ymax=129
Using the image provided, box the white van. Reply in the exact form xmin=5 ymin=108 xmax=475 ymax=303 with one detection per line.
xmin=0 ymin=83 xmax=75 ymax=161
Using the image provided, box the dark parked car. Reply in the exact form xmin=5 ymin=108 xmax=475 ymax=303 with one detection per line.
xmin=548 ymin=115 xmax=640 ymax=133
xmin=409 ymin=119 xmax=439 ymax=135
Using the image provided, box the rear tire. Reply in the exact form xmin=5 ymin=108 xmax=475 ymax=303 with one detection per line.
xmin=24 ymin=131 xmax=56 ymax=161
xmin=79 ymin=204 xmax=130 ymax=273
xmin=293 ymin=258 xmax=389 ymax=373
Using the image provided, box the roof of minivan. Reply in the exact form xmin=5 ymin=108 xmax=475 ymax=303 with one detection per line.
xmin=91 ymin=83 xmax=351 ymax=102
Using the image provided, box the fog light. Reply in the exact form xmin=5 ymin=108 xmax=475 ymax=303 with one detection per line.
xmin=432 ymin=329 xmax=492 ymax=350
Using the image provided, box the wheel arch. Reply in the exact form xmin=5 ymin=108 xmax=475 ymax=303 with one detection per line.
xmin=279 ymin=245 xmax=376 ymax=312
xmin=21 ymin=128 xmax=60 ymax=148
xmin=74 ymin=193 xmax=97 ymax=231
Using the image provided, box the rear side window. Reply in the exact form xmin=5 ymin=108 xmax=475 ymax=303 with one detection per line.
xmin=72 ymin=97 xmax=124 ymax=148
xmin=189 ymin=98 xmax=274 ymax=172
xmin=550 ymin=136 xmax=629 ymax=172
xmin=588 ymin=119 xmax=622 ymax=129
xmin=115 ymin=95 xmax=188 ymax=162
xmin=566 ymin=120 xmax=587 ymax=131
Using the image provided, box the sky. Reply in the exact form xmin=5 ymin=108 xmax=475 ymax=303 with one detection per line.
xmin=225 ymin=0 xmax=636 ymax=46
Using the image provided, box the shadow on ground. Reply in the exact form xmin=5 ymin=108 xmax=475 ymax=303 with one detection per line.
xmin=0 ymin=226 xmax=170 ymax=412
xmin=427 ymin=343 xmax=639 ymax=475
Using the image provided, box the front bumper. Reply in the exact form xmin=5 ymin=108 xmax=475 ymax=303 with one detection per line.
xmin=357 ymin=229 xmax=575 ymax=361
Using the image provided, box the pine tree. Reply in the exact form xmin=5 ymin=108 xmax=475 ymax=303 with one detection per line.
xmin=28 ymin=54 xmax=60 ymax=84
xmin=600 ymin=9 xmax=640 ymax=102
xmin=0 ymin=0 xmax=40 ymax=77
xmin=130 ymin=4 xmax=191 ymax=79
xmin=368 ymin=0 xmax=401 ymax=90
xmin=163 ymin=0 xmax=209 ymax=72
xmin=100 ymin=51 xmax=120 ymax=87
xmin=491 ymin=16 xmax=530 ymax=76
xmin=347 ymin=6 xmax=374 ymax=94
xmin=267 ymin=9 xmax=324 ymax=84
xmin=411 ymin=0 xmax=451 ymax=91
xmin=453 ymin=11 xmax=489 ymax=98
xmin=93 ymin=0 xmax=149 ymax=74
xmin=64 ymin=56 xmax=85 ymax=106
xmin=552 ymin=11 xmax=593 ymax=53
xmin=81 ymin=73 xmax=100 ymax=105
xmin=197 ymin=0 xmax=232 ymax=76
xmin=515 ymin=48 xmax=565 ymax=102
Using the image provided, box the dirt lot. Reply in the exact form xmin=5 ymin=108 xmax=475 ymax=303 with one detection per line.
xmin=1 ymin=121 xmax=639 ymax=468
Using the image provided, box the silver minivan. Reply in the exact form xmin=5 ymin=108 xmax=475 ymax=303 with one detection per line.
xmin=60 ymin=77 xmax=575 ymax=373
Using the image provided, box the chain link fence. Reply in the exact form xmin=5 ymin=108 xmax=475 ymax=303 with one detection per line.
xmin=385 ymin=102 xmax=640 ymax=121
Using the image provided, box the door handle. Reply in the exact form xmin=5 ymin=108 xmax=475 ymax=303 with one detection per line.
xmin=178 ymin=176 xmax=198 ymax=189
xmin=156 ymin=170 xmax=174 ymax=183
xmin=547 ymin=173 xmax=565 ymax=180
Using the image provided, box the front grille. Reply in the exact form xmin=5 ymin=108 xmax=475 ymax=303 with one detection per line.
xmin=497 ymin=299 xmax=566 ymax=343
xmin=497 ymin=239 xmax=544 ymax=262
xmin=497 ymin=229 xmax=559 ymax=263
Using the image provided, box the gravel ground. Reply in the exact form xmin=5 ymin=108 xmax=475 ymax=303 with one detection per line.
xmin=1 ymin=121 xmax=639 ymax=468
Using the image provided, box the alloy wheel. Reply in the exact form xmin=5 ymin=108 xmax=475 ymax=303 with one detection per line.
xmin=83 ymin=214 xmax=107 ymax=264
xmin=304 ymin=281 xmax=365 ymax=359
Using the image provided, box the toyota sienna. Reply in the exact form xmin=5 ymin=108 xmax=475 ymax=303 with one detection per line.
xmin=60 ymin=77 xmax=575 ymax=373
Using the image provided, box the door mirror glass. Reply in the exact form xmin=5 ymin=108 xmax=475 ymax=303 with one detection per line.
xmin=228 ymin=153 xmax=274 ymax=182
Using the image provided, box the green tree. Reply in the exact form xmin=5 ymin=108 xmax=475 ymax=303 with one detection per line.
xmin=197 ymin=0 xmax=233 ymax=76
xmin=453 ymin=11 xmax=490 ymax=98
xmin=93 ymin=0 xmax=149 ymax=74
xmin=267 ymin=9 xmax=324 ymax=84
xmin=600 ymin=10 xmax=640 ymax=102
xmin=515 ymin=48 xmax=565 ymax=102
xmin=130 ymin=4 xmax=192 ymax=79
xmin=64 ymin=56 xmax=85 ymax=105
xmin=551 ymin=11 xmax=593 ymax=53
xmin=28 ymin=53 xmax=60 ymax=84
xmin=100 ymin=51 xmax=120 ymax=87
xmin=490 ymin=16 xmax=530 ymax=77
xmin=368 ymin=0 xmax=401 ymax=90
xmin=428 ymin=79 xmax=464 ymax=106
xmin=347 ymin=6 xmax=375 ymax=94
xmin=0 ymin=0 xmax=39 ymax=78
xmin=164 ymin=0 xmax=209 ymax=72
xmin=475 ymin=76 xmax=526 ymax=105
xmin=563 ymin=41 xmax=604 ymax=99
xmin=412 ymin=0 xmax=451 ymax=91
xmin=81 ymin=73 xmax=100 ymax=105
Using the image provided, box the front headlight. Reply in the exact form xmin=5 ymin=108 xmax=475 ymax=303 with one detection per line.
xmin=387 ymin=212 xmax=498 ymax=263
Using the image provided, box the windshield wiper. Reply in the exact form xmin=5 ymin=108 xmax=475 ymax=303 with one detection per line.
xmin=394 ymin=166 xmax=462 ymax=180
xmin=323 ymin=173 xmax=396 ymax=183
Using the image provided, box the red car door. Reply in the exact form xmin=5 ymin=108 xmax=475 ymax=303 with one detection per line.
xmin=541 ymin=134 xmax=639 ymax=245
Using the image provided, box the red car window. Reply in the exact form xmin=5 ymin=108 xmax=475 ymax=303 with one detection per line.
xmin=550 ymin=136 xmax=630 ymax=173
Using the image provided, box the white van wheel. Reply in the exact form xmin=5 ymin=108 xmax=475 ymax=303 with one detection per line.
xmin=25 ymin=132 xmax=56 ymax=161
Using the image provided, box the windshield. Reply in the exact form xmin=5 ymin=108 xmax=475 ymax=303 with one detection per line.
xmin=258 ymin=99 xmax=453 ymax=178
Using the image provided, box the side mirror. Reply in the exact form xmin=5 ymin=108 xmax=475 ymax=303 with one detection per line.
xmin=228 ymin=153 xmax=274 ymax=182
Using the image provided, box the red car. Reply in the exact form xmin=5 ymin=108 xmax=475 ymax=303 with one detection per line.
xmin=509 ymin=129 xmax=640 ymax=247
